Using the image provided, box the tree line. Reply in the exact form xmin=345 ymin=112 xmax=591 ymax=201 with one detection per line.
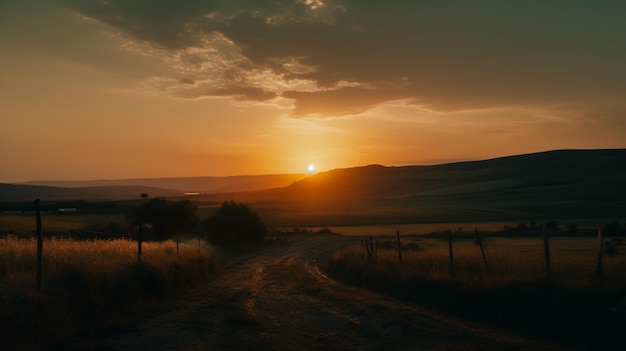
xmin=126 ymin=198 xmax=267 ymax=246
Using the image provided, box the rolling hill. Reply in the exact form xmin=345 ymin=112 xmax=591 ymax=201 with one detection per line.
xmin=202 ymin=149 xmax=626 ymax=225
xmin=2 ymin=149 xmax=624 ymax=225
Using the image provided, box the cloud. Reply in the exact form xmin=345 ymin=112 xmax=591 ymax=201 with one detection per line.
xmin=59 ymin=0 xmax=626 ymax=116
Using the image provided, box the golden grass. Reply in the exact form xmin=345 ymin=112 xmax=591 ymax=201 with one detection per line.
xmin=328 ymin=237 xmax=626 ymax=289
xmin=0 ymin=236 xmax=214 ymax=285
xmin=0 ymin=236 xmax=219 ymax=350
xmin=326 ymin=236 xmax=626 ymax=348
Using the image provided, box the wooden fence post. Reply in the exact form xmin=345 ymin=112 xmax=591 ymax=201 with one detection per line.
xmin=474 ymin=228 xmax=488 ymax=268
xmin=396 ymin=231 xmax=403 ymax=264
xmin=448 ymin=229 xmax=455 ymax=278
xmin=34 ymin=199 xmax=43 ymax=292
xmin=137 ymin=223 xmax=143 ymax=265
xmin=597 ymin=229 xmax=603 ymax=278
xmin=543 ymin=229 xmax=551 ymax=280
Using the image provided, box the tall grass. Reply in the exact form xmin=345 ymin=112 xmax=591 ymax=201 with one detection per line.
xmin=326 ymin=237 xmax=626 ymax=349
xmin=0 ymin=236 xmax=219 ymax=350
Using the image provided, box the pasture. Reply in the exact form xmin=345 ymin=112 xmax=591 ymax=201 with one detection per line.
xmin=0 ymin=236 xmax=218 ymax=350
xmin=326 ymin=235 xmax=626 ymax=349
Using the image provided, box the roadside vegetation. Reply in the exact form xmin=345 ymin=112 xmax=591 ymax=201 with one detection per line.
xmin=204 ymin=201 xmax=267 ymax=246
xmin=326 ymin=226 xmax=626 ymax=349
xmin=0 ymin=236 xmax=218 ymax=350
xmin=0 ymin=198 xmax=274 ymax=349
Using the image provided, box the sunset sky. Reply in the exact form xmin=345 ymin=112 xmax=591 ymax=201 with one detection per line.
xmin=2 ymin=0 xmax=625 ymax=182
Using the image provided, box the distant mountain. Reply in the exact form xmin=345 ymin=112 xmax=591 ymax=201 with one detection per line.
xmin=0 ymin=184 xmax=179 ymax=202
xmin=14 ymin=174 xmax=307 ymax=195
xmin=3 ymin=150 xmax=625 ymax=224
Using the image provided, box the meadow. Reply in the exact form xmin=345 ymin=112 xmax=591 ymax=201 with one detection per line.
xmin=0 ymin=236 xmax=218 ymax=350
xmin=326 ymin=235 xmax=626 ymax=349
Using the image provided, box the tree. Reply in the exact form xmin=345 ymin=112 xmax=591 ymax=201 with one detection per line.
xmin=127 ymin=198 xmax=199 ymax=241
xmin=204 ymin=201 xmax=267 ymax=245
xmin=544 ymin=220 xmax=559 ymax=233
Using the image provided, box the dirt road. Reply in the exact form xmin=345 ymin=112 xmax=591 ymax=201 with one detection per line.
xmin=81 ymin=234 xmax=561 ymax=350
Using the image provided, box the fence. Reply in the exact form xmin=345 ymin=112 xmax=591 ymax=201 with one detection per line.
xmin=362 ymin=227 xmax=612 ymax=281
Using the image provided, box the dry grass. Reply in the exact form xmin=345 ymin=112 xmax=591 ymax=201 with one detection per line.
xmin=329 ymin=237 xmax=626 ymax=287
xmin=326 ymin=236 xmax=626 ymax=349
xmin=0 ymin=236 xmax=219 ymax=350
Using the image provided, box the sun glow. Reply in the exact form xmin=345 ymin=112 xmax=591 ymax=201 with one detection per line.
xmin=307 ymin=163 xmax=315 ymax=173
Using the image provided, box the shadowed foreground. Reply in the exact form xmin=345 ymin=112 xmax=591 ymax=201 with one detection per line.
xmin=72 ymin=234 xmax=562 ymax=350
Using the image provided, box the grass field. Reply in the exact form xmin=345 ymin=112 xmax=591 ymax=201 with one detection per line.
xmin=0 ymin=236 xmax=218 ymax=350
xmin=326 ymin=236 xmax=626 ymax=349
xmin=0 ymin=213 xmax=127 ymax=233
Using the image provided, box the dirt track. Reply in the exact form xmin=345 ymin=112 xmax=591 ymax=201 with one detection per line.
xmin=80 ymin=234 xmax=562 ymax=350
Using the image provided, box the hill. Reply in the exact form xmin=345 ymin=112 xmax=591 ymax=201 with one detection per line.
xmin=17 ymin=174 xmax=307 ymax=193
xmin=2 ymin=149 xmax=624 ymax=225
xmin=202 ymin=149 xmax=626 ymax=225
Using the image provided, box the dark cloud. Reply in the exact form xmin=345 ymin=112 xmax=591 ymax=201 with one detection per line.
xmin=60 ymin=0 xmax=626 ymax=116
xmin=60 ymin=0 xmax=218 ymax=49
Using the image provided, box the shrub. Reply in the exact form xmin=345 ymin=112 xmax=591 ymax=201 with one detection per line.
xmin=204 ymin=201 xmax=267 ymax=245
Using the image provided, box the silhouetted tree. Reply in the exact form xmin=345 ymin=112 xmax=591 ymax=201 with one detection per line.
xmin=204 ymin=201 xmax=266 ymax=245
xmin=127 ymin=198 xmax=199 ymax=241
xmin=544 ymin=220 xmax=559 ymax=232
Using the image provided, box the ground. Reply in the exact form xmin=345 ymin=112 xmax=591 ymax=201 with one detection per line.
xmin=69 ymin=234 xmax=564 ymax=351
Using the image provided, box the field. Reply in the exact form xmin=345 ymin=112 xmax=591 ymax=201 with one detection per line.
xmin=0 ymin=236 xmax=218 ymax=350
xmin=326 ymin=235 xmax=626 ymax=349
xmin=0 ymin=204 xmax=626 ymax=349
xmin=0 ymin=213 xmax=127 ymax=233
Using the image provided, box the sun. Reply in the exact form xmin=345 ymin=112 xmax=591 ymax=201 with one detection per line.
xmin=307 ymin=163 xmax=315 ymax=173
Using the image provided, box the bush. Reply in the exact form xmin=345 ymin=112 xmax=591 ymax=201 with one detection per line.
xmin=204 ymin=201 xmax=267 ymax=245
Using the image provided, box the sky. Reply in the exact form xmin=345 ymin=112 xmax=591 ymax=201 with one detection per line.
xmin=1 ymin=0 xmax=625 ymax=182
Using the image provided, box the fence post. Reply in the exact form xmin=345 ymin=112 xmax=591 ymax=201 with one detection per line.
xmin=34 ymin=199 xmax=43 ymax=292
xmin=597 ymin=229 xmax=603 ymax=278
xmin=543 ymin=228 xmax=551 ymax=280
xmin=448 ymin=229 xmax=455 ymax=278
xmin=137 ymin=223 xmax=143 ymax=265
xmin=396 ymin=231 xmax=403 ymax=264
xmin=474 ymin=228 xmax=488 ymax=268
